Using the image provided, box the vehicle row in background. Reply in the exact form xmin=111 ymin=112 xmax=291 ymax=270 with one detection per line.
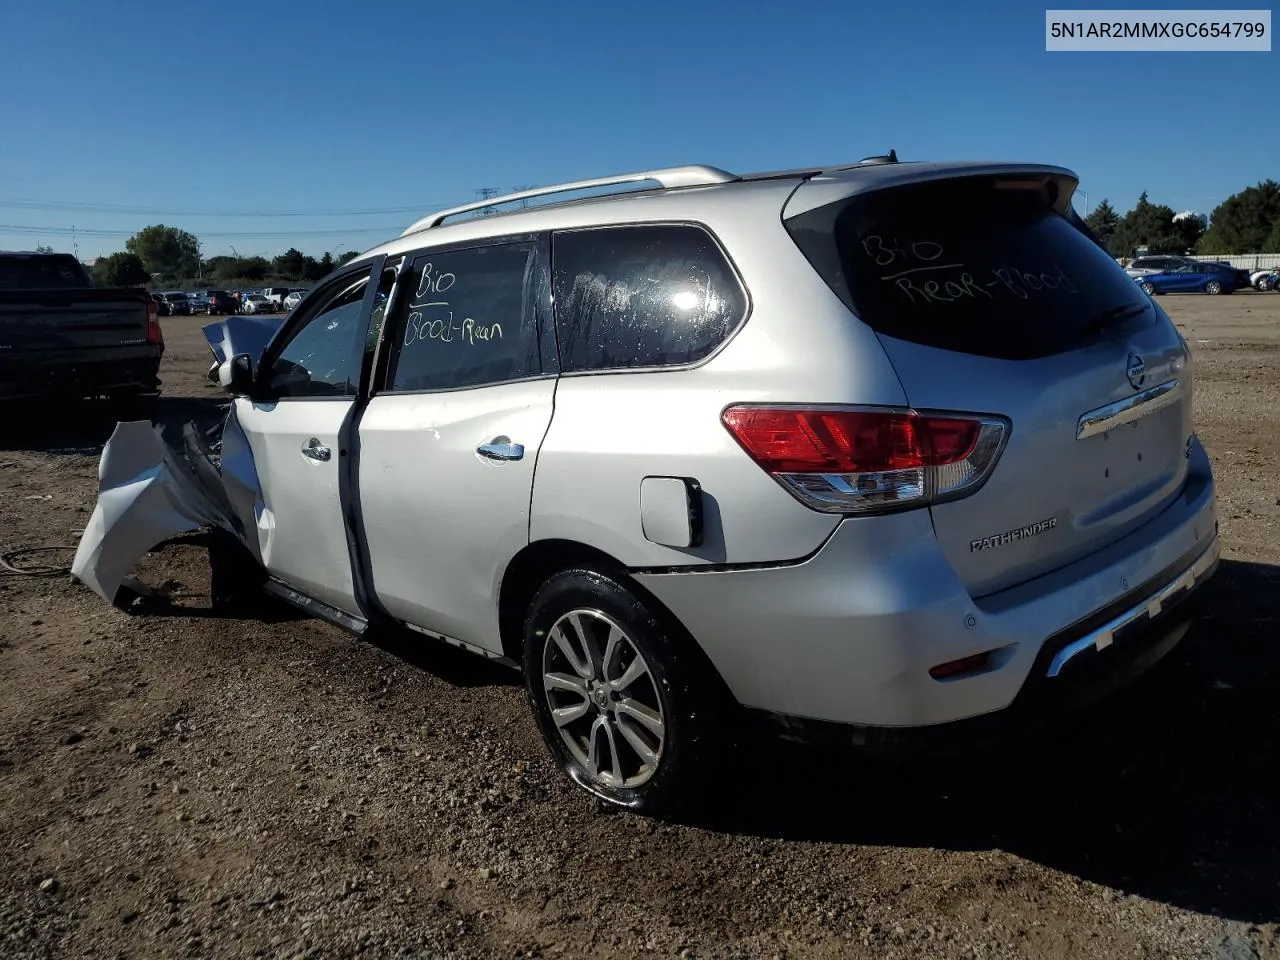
xmin=150 ymin=287 xmax=309 ymax=316
xmin=1135 ymin=259 xmax=1250 ymax=296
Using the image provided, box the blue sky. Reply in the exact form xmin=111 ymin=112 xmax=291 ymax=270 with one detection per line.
xmin=0 ymin=0 xmax=1274 ymax=260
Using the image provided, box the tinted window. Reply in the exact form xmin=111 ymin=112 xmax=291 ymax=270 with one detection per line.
xmin=785 ymin=177 xmax=1154 ymax=361
xmin=385 ymin=242 xmax=538 ymax=392
xmin=265 ymin=269 xmax=372 ymax=398
xmin=0 ymin=254 xmax=91 ymax=290
xmin=552 ymin=225 xmax=747 ymax=373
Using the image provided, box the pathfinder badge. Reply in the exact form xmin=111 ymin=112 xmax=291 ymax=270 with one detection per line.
xmin=970 ymin=517 xmax=1058 ymax=553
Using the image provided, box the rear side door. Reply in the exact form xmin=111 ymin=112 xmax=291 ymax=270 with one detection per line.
xmin=1166 ymin=264 xmax=1202 ymax=292
xmin=358 ymin=236 xmax=556 ymax=653
xmin=785 ymin=174 xmax=1193 ymax=598
xmin=235 ymin=261 xmax=387 ymax=616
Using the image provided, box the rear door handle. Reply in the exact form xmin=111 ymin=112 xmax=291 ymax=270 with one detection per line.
xmin=301 ymin=437 xmax=332 ymax=462
xmin=476 ymin=438 xmax=524 ymax=462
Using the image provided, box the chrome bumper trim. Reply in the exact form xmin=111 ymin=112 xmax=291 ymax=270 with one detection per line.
xmin=1076 ymin=378 xmax=1181 ymax=440
xmin=1046 ymin=536 xmax=1220 ymax=678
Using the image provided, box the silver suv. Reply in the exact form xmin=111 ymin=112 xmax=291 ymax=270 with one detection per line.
xmin=75 ymin=158 xmax=1220 ymax=815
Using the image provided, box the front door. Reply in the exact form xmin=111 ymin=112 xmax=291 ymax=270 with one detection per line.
xmin=235 ymin=264 xmax=384 ymax=616
xmin=358 ymin=238 xmax=556 ymax=652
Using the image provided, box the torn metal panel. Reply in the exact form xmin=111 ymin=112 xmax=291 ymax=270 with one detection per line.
xmin=71 ymin=405 xmax=265 ymax=605
xmin=202 ymin=316 xmax=284 ymax=378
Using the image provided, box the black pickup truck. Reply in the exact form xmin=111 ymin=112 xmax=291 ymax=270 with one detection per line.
xmin=0 ymin=251 xmax=163 ymax=405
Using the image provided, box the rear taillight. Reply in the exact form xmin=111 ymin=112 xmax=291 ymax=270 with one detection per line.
xmin=145 ymin=299 xmax=163 ymax=346
xmin=721 ymin=406 xmax=1008 ymax=515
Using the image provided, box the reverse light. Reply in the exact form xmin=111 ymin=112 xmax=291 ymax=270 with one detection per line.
xmin=721 ymin=406 xmax=1008 ymax=515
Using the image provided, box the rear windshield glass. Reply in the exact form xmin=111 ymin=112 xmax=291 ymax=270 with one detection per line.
xmin=0 ymin=255 xmax=90 ymax=290
xmin=785 ymin=177 xmax=1153 ymax=360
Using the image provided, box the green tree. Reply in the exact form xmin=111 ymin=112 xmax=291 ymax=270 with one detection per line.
xmin=1265 ymin=221 xmax=1280 ymax=254
xmin=1084 ymin=199 xmax=1122 ymax=255
xmin=273 ymin=247 xmax=308 ymax=280
xmin=91 ymin=252 xmax=151 ymax=287
xmin=303 ymin=254 xmax=329 ymax=283
xmin=239 ymin=256 xmax=271 ymax=282
xmin=336 ymin=250 xmax=360 ymax=266
xmin=1169 ymin=213 xmax=1206 ymax=253
xmin=205 ymin=255 xmax=239 ymax=283
xmin=125 ymin=224 xmax=200 ymax=281
xmin=1197 ymin=180 xmax=1280 ymax=254
xmin=1112 ymin=192 xmax=1194 ymax=256
xmin=35 ymin=244 xmax=54 ymax=254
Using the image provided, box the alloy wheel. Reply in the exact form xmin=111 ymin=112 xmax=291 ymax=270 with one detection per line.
xmin=541 ymin=609 xmax=665 ymax=789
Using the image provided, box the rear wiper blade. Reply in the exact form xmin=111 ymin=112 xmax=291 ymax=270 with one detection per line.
xmin=1084 ymin=301 xmax=1150 ymax=336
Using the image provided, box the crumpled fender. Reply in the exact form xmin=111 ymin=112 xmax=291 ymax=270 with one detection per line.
xmin=202 ymin=315 xmax=284 ymax=376
xmin=71 ymin=406 xmax=265 ymax=604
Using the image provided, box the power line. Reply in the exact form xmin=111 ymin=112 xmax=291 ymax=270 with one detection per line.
xmin=0 ymin=222 xmax=404 ymax=239
xmin=0 ymin=197 xmax=468 ymax=218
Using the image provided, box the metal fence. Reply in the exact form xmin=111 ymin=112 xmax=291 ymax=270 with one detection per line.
xmin=1187 ymin=254 xmax=1280 ymax=270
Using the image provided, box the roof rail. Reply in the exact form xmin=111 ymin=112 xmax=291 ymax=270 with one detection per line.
xmin=400 ymin=164 xmax=739 ymax=235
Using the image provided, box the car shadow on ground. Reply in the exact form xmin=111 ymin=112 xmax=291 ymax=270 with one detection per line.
xmin=0 ymin=395 xmax=228 ymax=454
xmin=708 ymin=558 xmax=1280 ymax=925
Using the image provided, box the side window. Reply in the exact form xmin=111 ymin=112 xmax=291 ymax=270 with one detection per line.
xmin=551 ymin=224 xmax=747 ymax=373
xmin=264 ymin=269 xmax=372 ymax=398
xmin=385 ymin=242 xmax=538 ymax=392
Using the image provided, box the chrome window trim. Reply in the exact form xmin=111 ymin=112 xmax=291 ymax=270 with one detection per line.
xmin=1076 ymin=378 xmax=1181 ymax=440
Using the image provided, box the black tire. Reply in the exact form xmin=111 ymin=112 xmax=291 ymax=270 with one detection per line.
xmin=1140 ymin=281 xmax=1157 ymax=296
xmin=1205 ymin=280 xmax=1223 ymax=295
xmin=522 ymin=567 xmax=729 ymax=817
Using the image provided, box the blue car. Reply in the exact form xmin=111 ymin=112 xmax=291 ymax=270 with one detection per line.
xmin=1136 ymin=261 xmax=1239 ymax=296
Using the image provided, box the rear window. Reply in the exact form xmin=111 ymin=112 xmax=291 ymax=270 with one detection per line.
xmin=0 ymin=254 xmax=91 ymax=290
xmin=785 ymin=177 xmax=1154 ymax=361
xmin=552 ymin=224 xmax=748 ymax=373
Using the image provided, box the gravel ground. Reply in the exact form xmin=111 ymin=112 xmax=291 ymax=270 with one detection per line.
xmin=1 ymin=295 xmax=1278 ymax=960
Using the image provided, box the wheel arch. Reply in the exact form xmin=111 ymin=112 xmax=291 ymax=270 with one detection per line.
xmin=497 ymin=538 xmax=735 ymax=703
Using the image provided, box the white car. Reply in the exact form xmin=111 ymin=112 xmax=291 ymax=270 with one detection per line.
xmin=1249 ymin=267 xmax=1280 ymax=290
xmin=242 ymin=294 xmax=276 ymax=315
xmin=283 ymin=290 xmax=307 ymax=311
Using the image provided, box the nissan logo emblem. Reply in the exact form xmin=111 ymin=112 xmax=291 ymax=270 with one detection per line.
xmin=1126 ymin=353 xmax=1146 ymax=390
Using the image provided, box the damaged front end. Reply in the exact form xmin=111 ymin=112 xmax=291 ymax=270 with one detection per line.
xmin=71 ymin=317 xmax=277 ymax=607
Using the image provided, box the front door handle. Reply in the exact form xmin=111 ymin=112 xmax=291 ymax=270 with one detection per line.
xmin=301 ymin=437 xmax=332 ymax=462
xmin=476 ymin=438 xmax=524 ymax=462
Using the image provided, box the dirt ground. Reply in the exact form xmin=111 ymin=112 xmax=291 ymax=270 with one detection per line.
xmin=2 ymin=295 xmax=1278 ymax=960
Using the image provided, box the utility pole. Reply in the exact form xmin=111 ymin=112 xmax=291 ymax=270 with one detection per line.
xmin=513 ymin=185 xmax=537 ymax=209
xmin=71 ymin=225 xmax=78 ymax=259
xmin=475 ymin=187 xmax=501 ymax=215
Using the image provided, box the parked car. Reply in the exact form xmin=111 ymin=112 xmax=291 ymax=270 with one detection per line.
xmin=74 ymin=160 xmax=1220 ymax=815
xmin=200 ymin=290 xmax=238 ymax=315
xmin=0 ymin=251 xmax=163 ymax=407
xmin=151 ymin=292 xmax=173 ymax=317
xmin=1257 ymin=268 xmax=1280 ymax=291
xmin=1250 ymin=267 xmax=1280 ymax=290
xmin=1124 ymin=255 xmax=1199 ymax=278
xmin=1136 ymin=260 xmax=1240 ymax=295
xmin=282 ymin=290 xmax=307 ymax=311
xmin=160 ymin=291 xmax=191 ymax=316
xmin=189 ymin=293 xmax=210 ymax=314
xmin=241 ymin=294 xmax=277 ymax=314
xmin=260 ymin=286 xmax=292 ymax=310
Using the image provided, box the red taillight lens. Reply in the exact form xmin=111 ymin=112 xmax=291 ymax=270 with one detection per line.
xmin=721 ymin=406 xmax=1006 ymax=515
xmin=145 ymin=299 xmax=163 ymax=346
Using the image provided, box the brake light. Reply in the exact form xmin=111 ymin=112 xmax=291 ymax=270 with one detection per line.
xmin=145 ymin=299 xmax=163 ymax=346
xmin=721 ymin=406 xmax=1007 ymax=514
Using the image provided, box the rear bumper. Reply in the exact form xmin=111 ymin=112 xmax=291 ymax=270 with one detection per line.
xmin=0 ymin=351 xmax=162 ymax=400
xmin=634 ymin=437 xmax=1219 ymax=733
